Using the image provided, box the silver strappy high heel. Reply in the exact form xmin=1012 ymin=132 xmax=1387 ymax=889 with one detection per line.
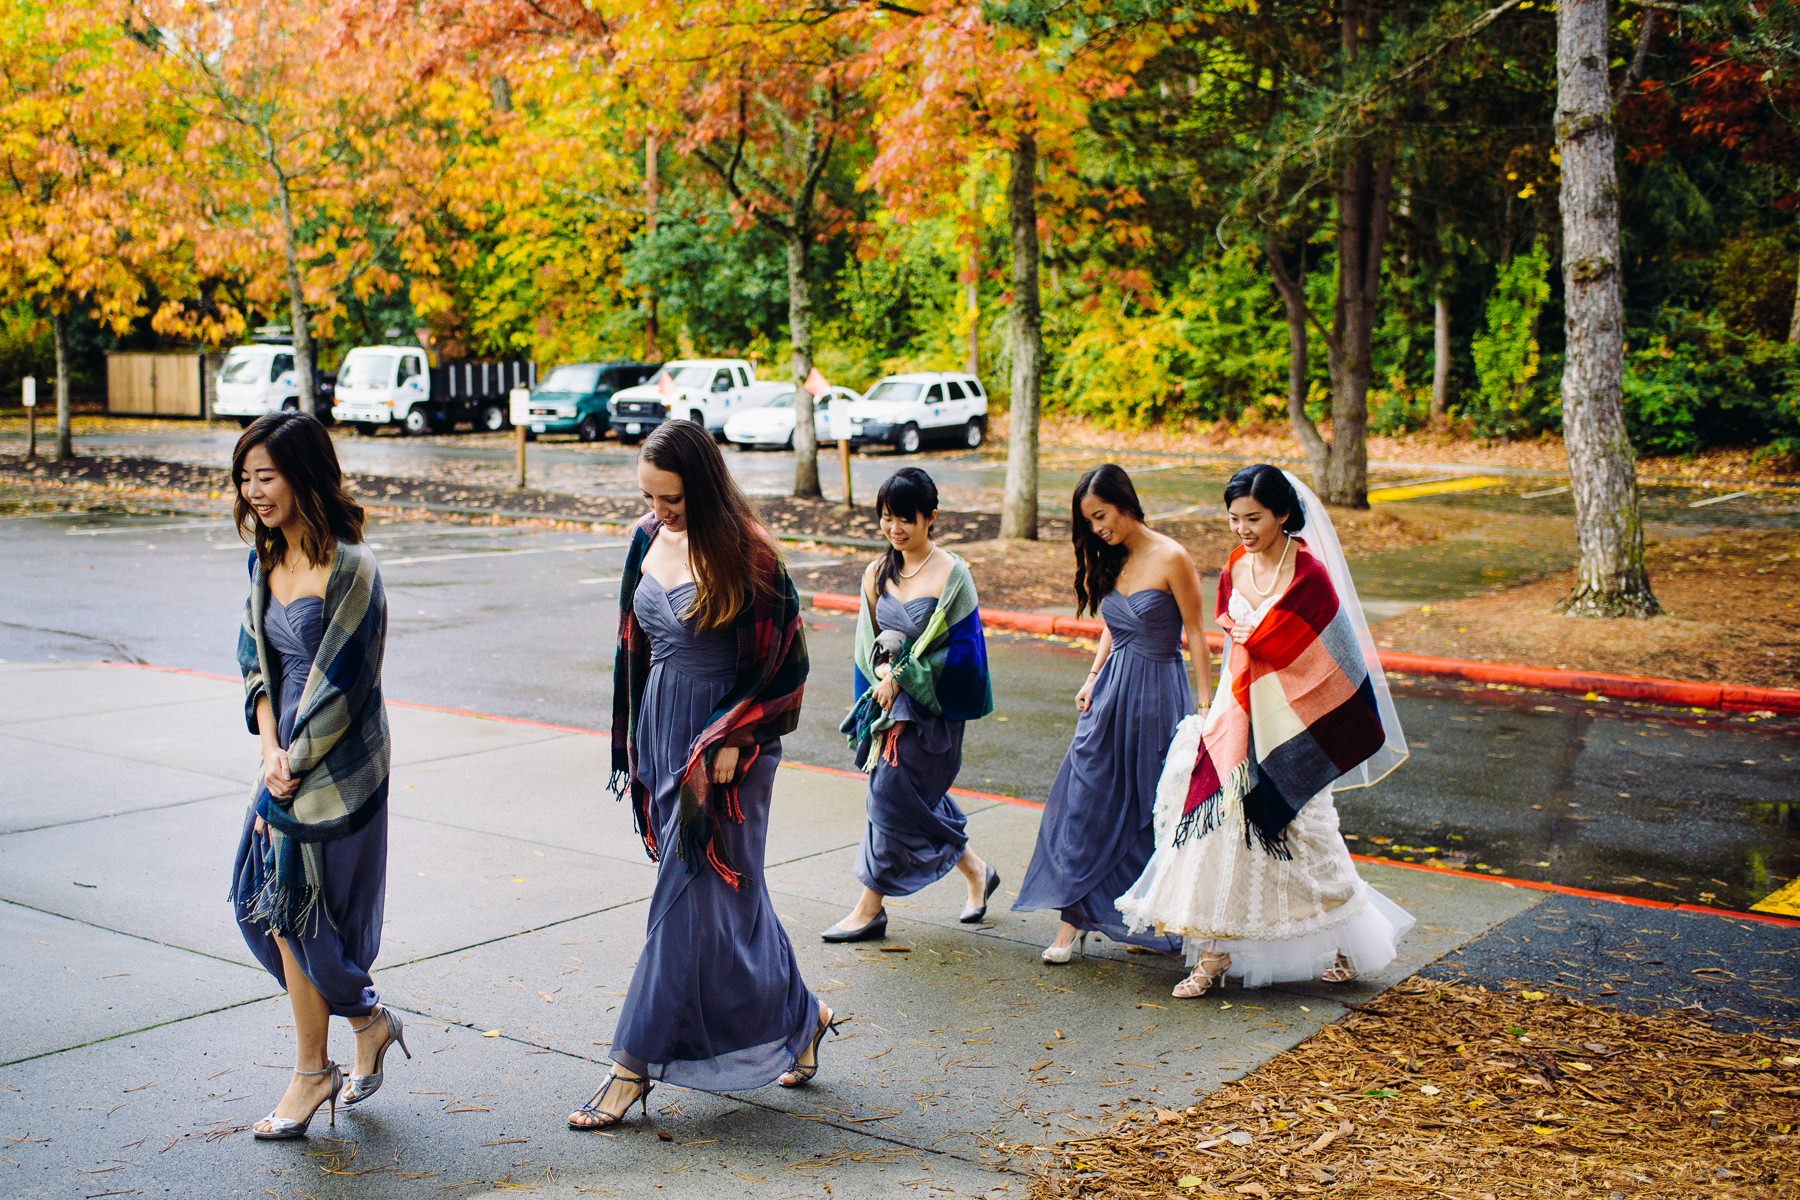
xmin=253 ymin=1063 xmax=341 ymax=1140
xmin=341 ymin=1006 xmax=410 ymax=1106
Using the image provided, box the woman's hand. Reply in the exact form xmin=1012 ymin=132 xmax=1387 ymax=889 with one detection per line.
xmin=1075 ymin=676 xmax=1096 ymax=713
xmin=873 ymin=675 xmax=901 ymax=712
xmin=712 ymin=745 xmax=741 ymax=785
xmin=1230 ymin=621 xmax=1253 ymax=645
xmin=261 ymin=745 xmax=297 ymax=800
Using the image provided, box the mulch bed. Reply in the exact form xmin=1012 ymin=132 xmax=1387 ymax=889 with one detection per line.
xmin=1014 ymin=977 xmax=1800 ymax=1199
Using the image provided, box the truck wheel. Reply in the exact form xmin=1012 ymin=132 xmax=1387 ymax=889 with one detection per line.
xmin=896 ymin=423 xmax=921 ymax=454
xmin=479 ymin=403 xmax=507 ymax=432
xmin=236 ymin=417 xmax=254 ymax=428
xmin=281 ymin=400 xmax=298 ymax=413
xmin=402 ymin=408 xmax=431 ymax=436
xmin=524 ymin=429 xmax=538 ymax=442
xmin=354 ymin=422 xmax=377 ymax=437
xmin=577 ymin=414 xmax=603 ymax=442
xmin=963 ymin=418 xmax=984 ymax=449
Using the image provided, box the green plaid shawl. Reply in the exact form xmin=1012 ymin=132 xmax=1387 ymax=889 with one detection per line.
xmin=235 ymin=542 xmax=390 ymax=934
xmin=610 ymin=514 xmax=808 ymax=887
xmin=840 ymin=554 xmax=992 ymax=768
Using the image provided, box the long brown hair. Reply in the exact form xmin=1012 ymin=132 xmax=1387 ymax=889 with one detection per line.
xmin=641 ymin=419 xmax=775 ymax=630
xmin=1071 ymin=463 xmax=1144 ymax=617
xmin=232 ymin=411 xmax=364 ymax=571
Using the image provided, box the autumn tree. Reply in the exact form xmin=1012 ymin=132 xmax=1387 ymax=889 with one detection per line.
xmin=130 ymin=0 xmax=507 ymax=414
xmin=864 ymin=1 xmax=1157 ymax=538
xmin=0 ymin=2 xmax=170 ymax=459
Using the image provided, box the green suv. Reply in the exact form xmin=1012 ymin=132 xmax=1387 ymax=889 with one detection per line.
xmin=512 ymin=361 xmax=661 ymax=441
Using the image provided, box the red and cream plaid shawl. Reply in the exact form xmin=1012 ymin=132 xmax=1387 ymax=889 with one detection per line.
xmin=1177 ymin=543 xmax=1387 ymax=858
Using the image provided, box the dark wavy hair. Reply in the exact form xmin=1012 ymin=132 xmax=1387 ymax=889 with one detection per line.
xmin=1071 ymin=463 xmax=1144 ymax=617
xmin=873 ymin=467 xmax=939 ymax=593
xmin=232 ymin=411 xmax=364 ymax=571
xmin=640 ymin=419 xmax=775 ymax=631
xmin=1223 ymin=464 xmax=1305 ymax=533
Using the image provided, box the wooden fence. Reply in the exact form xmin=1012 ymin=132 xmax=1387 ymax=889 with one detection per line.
xmin=106 ymin=352 xmax=208 ymax=417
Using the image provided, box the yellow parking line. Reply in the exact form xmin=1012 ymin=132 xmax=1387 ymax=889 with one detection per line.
xmin=1368 ymin=475 xmax=1508 ymax=503
xmin=1750 ymin=877 xmax=1800 ymax=918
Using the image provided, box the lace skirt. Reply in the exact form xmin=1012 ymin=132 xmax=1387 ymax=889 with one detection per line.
xmin=1116 ymin=716 xmax=1414 ymax=987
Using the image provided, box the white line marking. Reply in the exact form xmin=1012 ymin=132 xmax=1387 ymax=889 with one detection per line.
xmin=1520 ymin=484 xmax=1571 ymax=499
xmin=1688 ymin=489 xmax=1755 ymax=508
xmin=66 ymin=520 xmax=223 ymax=536
xmin=381 ymin=540 xmax=629 ymax=566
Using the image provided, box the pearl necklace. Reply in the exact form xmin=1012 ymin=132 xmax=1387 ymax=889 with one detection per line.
xmin=897 ymin=545 xmax=938 ymax=579
xmin=1247 ymin=536 xmax=1291 ymax=597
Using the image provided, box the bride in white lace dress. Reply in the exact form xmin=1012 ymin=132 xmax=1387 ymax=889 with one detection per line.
xmin=1116 ymin=466 xmax=1413 ymax=996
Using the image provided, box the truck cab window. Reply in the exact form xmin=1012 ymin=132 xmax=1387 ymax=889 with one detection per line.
xmin=712 ymin=370 xmax=733 ymax=393
xmin=398 ymin=356 xmax=421 ymax=384
xmin=272 ymin=354 xmax=294 ymax=381
xmin=944 ymin=381 xmax=967 ymax=400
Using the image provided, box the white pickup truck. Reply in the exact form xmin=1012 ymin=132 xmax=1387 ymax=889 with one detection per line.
xmin=607 ymin=358 xmax=781 ymax=443
xmin=212 ymin=343 xmax=301 ymax=425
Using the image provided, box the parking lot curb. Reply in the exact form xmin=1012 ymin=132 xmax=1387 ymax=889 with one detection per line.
xmin=803 ymin=592 xmax=1800 ymax=716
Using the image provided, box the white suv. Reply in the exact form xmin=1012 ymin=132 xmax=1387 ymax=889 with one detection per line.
xmin=845 ymin=372 xmax=988 ymax=453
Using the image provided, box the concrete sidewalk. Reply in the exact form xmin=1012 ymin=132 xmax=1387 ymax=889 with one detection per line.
xmin=0 ymin=663 xmax=1543 ymax=1199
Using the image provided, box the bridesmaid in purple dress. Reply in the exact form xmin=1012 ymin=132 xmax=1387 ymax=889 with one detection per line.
xmin=569 ymin=421 xmax=837 ymax=1133
xmin=228 ymin=412 xmax=401 ymax=1141
xmin=1013 ymin=464 xmax=1214 ymax=961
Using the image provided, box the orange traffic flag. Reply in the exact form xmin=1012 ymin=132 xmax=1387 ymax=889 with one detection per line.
xmin=803 ymin=366 xmax=829 ymax=396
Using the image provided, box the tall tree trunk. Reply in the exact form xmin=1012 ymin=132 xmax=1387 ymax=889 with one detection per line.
xmin=1264 ymin=238 xmax=1329 ymax=484
xmin=52 ymin=307 xmax=72 ymax=461
xmin=788 ymin=231 xmax=821 ymax=499
xmin=274 ymin=177 xmax=316 ymax=417
xmin=645 ymin=133 xmax=660 ymax=361
xmin=1323 ymin=152 xmax=1392 ymax=508
xmin=1000 ymin=131 xmax=1042 ymax=541
xmin=1430 ymin=286 xmax=1451 ymax=425
xmin=1554 ymin=0 xmax=1658 ymax=617
xmin=1789 ymin=252 xmax=1800 ymax=345
xmin=966 ymin=177 xmax=980 ymax=377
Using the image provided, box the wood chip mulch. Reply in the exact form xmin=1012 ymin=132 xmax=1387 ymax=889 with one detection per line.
xmin=1012 ymin=978 xmax=1800 ymax=1199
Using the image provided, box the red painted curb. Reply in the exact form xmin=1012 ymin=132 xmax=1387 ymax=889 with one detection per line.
xmin=806 ymin=593 xmax=1800 ymax=716
xmin=89 ymin=660 xmax=1800 ymax=926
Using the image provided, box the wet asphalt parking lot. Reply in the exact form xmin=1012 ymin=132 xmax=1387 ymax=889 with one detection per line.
xmin=3 ymin=504 xmax=1795 ymax=915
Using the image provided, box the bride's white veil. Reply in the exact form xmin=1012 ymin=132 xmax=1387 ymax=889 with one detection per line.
xmin=1282 ymin=470 xmax=1408 ymax=789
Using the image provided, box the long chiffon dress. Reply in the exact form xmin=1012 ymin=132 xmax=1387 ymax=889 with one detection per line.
xmin=231 ymin=593 xmax=388 ymax=1016
xmin=1012 ymin=588 xmax=1187 ymax=951
xmin=1116 ymin=588 xmax=1414 ymax=986
xmin=609 ymin=574 xmax=818 ymax=1089
xmin=855 ymin=593 xmax=970 ymax=896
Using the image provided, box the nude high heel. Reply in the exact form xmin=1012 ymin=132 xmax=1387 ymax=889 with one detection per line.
xmin=1172 ymin=952 xmax=1231 ymax=998
xmin=1041 ymin=931 xmax=1087 ymax=964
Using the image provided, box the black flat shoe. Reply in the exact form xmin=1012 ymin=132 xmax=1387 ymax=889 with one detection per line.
xmin=959 ymin=863 xmax=1001 ymax=923
xmin=820 ymin=910 xmax=887 ymax=943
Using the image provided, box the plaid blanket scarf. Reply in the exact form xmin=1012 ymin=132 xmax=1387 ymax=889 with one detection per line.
xmin=610 ymin=514 xmax=808 ymax=888
xmin=1177 ymin=544 xmax=1386 ymax=858
xmin=840 ymin=554 xmax=993 ymax=769
xmin=236 ymin=542 xmax=390 ymax=934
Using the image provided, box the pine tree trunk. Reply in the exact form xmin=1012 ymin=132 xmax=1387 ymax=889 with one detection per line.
xmin=1000 ymin=131 xmax=1042 ymax=541
xmin=1431 ymin=288 xmax=1451 ymax=425
xmin=1789 ymin=252 xmax=1800 ymax=345
xmin=275 ymin=177 xmax=316 ymax=417
xmin=52 ymin=308 xmax=72 ymax=461
xmin=1322 ymin=152 xmax=1391 ymax=508
xmin=1554 ymin=0 xmax=1658 ymax=618
xmin=788 ymin=231 xmax=821 ymax=499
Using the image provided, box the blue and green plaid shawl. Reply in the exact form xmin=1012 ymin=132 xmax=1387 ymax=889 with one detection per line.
xmin=235 ymin=541 xmax=390 ymax=934
xmin=840 ymin=553 xmax=992 ymax=768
